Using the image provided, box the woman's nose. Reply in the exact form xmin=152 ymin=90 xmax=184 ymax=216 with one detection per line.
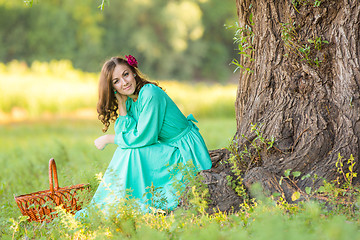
xmin=120 ymin=78 xmax=128 ymax=85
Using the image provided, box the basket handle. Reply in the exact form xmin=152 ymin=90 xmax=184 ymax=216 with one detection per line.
xmin=49 ymin=158 xmax=59 ymax=194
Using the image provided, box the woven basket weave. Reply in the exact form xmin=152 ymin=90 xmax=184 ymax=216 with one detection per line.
xmin=14 ymin=158 xmax=89 ymax=222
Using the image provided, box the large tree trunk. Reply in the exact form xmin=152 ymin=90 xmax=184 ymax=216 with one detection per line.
xmin=205 ymin=0 xmax=360 ymax=211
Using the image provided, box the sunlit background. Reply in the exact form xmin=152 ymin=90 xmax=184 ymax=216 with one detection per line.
xmin=0 ymin=0 xmax=237 ymax=81
xmin=0 ymin=0 xmax=239 ymax=225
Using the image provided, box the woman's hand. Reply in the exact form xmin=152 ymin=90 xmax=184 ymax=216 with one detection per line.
xmin=114 ymin=92 xmax=128 ymax=116
xmin=114 ymin=91 xmax=127 ymax=104
xmin=94 ymin=135 xmax=115 ymax=150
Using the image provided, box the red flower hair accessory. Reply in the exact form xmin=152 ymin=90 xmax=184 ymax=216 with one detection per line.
xmin=125 ymin=55 xmax=138 ymax=68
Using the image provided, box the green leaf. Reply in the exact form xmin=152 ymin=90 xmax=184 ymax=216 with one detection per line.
xmin=272 ymin=192 xmax=281 ymax=198
xmin=318 ymin=186 xmax=325 ymax=193
xmin=292 ymin=171 xmax=301 ymax=177
xmin=249 ymin=13 xmax=253 ymax=25
xmin=291 ymin=191 xmax=300 ymax=201
xmin=284 ymin=169 xmax=291 ymax=178
xmin=301 ymin=174 xmax=311 ymax=180
xmin=349 ymin=154 xmax=355 ymax=163
xmin=24 ymin=0 xmax=34 ymax=7
xmin=305 ymin=187 xmax=312 ymax=195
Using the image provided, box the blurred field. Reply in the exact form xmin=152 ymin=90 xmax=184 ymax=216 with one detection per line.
xmin=0 ymin=60 xmax=237 ymax=122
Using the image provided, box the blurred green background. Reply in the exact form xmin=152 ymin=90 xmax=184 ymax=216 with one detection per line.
xmin=0 ymin=0 xmax=238 ymax=81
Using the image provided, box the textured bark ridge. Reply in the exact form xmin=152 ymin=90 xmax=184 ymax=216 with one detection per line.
xmin=201 ymin=149 xmax=242 ymax=213
xmin=204 ymin=0 xmax=360 ymax=211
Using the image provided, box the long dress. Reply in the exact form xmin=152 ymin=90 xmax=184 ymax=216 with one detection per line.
xmin=76 ymin=84 xmax=212 ymax=217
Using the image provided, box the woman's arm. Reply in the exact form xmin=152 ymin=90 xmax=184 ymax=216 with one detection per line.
xmin=94 ymin=92 xmax=127 ymax=150
xmin=95 ymin=85 xmax=166 ymax=150
xmin=114 ymin=85 xmax=166 ymax=148
xmin=94 ymin=134 xmax=115 ymax=150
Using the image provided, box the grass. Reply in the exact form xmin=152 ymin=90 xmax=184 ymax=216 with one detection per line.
xmin=0 ymin=117 xmax=236 ymax=239
xmin=3 ymin=120 xmax=360 ymax=240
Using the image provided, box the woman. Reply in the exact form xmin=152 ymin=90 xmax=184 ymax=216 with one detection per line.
xmin=77 ymin=55 xmax=212 ymax=217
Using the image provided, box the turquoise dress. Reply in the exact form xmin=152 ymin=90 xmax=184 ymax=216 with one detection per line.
xmin=76 ymin=84 xmax=212 ymax=217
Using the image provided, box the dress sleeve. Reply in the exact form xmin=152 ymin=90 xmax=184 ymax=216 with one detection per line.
xmin=114 ymin=85 xmax=166 ymax=148
xmin=114 ymin=114 xmax=137 ymax=134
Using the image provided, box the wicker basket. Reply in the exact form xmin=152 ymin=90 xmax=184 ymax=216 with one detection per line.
xmin=14 ymin=158 xmax=89 ymax=222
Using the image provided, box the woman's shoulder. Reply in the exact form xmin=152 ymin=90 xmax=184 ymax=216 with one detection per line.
xmin=139 ymin=83 xmax=165 ymax=99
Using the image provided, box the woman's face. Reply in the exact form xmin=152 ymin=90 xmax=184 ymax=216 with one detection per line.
xmin=111 ymin=63 xmax=137 ymax=97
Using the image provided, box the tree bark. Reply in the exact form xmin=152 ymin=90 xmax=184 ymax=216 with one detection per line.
xmin=205 ymin=0 xmax=360 ymax=210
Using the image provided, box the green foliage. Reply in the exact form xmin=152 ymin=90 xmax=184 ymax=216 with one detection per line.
xmin=291 ymin=0 xmax=324 ymax=12
xmin=313 ymin=0 xmax=323 ymax=7
xmin=225 ymin=143 xmax=248 ymax=199
xmin=279 ymin=169 xmax=309 ymax=202
xmin=0 ymin=0 xmax=236 ymax=81
xmin=2 ymin=142 xmax=360 ymax=238
xmin=169 ymin=161 xmax=211 ymax=215
xmin=225 ymin=123 xmax=275 ymax=200
xmin=143 ymin=183 xmax=169 ymax=211
xmin=285 ymin=1 xmax=329 ymax=68
xmin=308 ymin=36 xmax=329 ymax=50
xmin=8 ymin=180 xmax=360 ymax=239
xmin=278 ymin=153 xmax=360 ymax=219
xmin=250 ymin=123 xmax=275 ymax=151
xmin=280 ymin=19 xmax=329 ymax=67
xmin=98 ymin=0 xmax=109 ymax=10
xmin=24 ymin=0 xmax=34 ymax=7
xmin=280 ymin=21 xmax=298 ymax=48
xmin=227 ymin=14 xmax=255 ymax=74
xmin=335 ymin=153 xmax=357 ymax=190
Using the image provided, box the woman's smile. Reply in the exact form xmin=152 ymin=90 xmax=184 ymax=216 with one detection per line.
xmin=123 ymin=84 xmax=132 ymax=91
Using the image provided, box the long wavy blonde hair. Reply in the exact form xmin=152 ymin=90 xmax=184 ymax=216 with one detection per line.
xmin=97 ymin=56 xmax=160 ymax=132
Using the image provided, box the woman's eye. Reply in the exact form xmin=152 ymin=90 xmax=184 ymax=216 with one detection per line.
xmin=124 ymin=72 xmax=129 ymax=77
xmin=113 ymin=79 xmax=119 ymax=84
